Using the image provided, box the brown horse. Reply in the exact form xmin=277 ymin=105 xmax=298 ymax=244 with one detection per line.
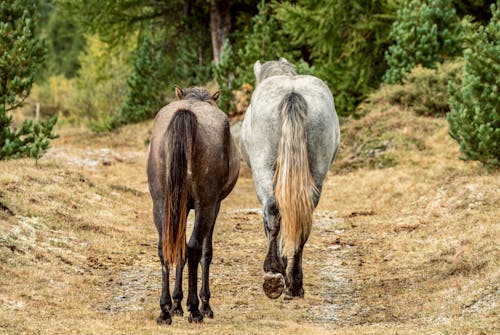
xmin=147 ymin=86 xmax=239 ymax=324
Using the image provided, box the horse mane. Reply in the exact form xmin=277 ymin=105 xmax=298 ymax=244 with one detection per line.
xmin=182 ymin=87 xmax=216 ymax=104
xmin=257 ymin=60 xmax=297 ymax=85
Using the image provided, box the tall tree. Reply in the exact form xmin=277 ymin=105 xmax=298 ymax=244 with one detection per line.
xmin=0 ymin=0 xmax=58 ymax=160
xmin=61 ymin=0 xmax=243 ymax=64
xmin=275 ymin=0 xmax=397 ymax=116
xmin=384 ymin=0 xmax=463 ymax=84
xmin=44 ymin=4 xmax=86 ymax=78
xmin=448 ymin=2 xmax=500 ymax=167
xmin=210 ymin=0 xmax=232 ymax=64
xmin=119 ymin=27 xmax=167 ymax=124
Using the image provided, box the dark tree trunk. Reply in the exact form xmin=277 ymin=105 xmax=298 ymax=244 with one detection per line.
xmin=210 ymin=0 xmax=231 ymax=64
xmin=184 ymin=0 xmax=192 ymax=17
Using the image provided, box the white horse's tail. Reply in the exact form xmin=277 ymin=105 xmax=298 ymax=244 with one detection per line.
xmin=274 ymin=92 xmax=318 ymax=255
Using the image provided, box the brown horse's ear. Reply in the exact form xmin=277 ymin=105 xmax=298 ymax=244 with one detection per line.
xmin=212 ymin=90 xmax=221 ymax=101
xmin=175 ymin=86 xmax=184 ymax=100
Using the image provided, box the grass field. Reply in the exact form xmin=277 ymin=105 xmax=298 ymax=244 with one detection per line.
xmin=1 ymin=107 xmax=498 ymax=334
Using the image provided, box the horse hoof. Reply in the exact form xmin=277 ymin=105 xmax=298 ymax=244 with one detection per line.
xmin=284 ymin=287 xmax=305 ymax=300
xmin=156 ymin=311 xmax=172 ymax=325
xmin=171 ymin=306 xmax=184 ymax=317
xmin=201 ymin=304 xmax=214 ymax=318
xmin=263 ymin=272 xmax=285 ymax=299
xmin=188 ymin=310 xmax=204 ymax=323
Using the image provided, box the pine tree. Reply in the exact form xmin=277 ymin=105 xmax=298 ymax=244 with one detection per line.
xmin=173 ymin=34 xmax=212 ymax=87
xmin=447 ymin=2 xmax=500 ymax=167
xmin=384 ymin=0 xmax=463 ymax=84
xmin=0 ymin=0 xmax=58 ymax=160
xmin=213 ymin=41 xmax=237 ymax=113
xmin=119 ymin=28 xmax=167 ymax=124
xmin=274 ymin=0 xmax=396 ymax=116
xmin=235 ymin=0 xmax=306 ymax=87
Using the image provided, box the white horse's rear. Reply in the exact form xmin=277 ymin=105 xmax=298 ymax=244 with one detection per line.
xmin=240 ymin=58 xmax=340 ymax=299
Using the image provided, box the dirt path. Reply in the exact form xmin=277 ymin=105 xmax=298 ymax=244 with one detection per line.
xmin=1 ymin=122 xmax=498 ymax=335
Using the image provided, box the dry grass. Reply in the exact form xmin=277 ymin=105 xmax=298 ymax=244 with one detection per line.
xmin=1 ymin=109 xmax=498 ymax=334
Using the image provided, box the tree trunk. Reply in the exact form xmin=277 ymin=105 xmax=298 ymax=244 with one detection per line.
xmin=210 ymin=0 xmax=231 ymax=64
xmin=184 ymin=0 xmax=192 ymax=17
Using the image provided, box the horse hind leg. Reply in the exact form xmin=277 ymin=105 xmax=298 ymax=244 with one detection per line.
xmin=284 ymin=238 xmax=307 ymax=299
xmin=171 ymin=208 xmax=190 ymax=317
xmin=262 ymin=197 xmax=286 ymax=299
xmin=284 ymin=187 xmax=319 ymax=299
xmin=186 ymin=204 xmax=218 ymax=323
xmin=157 ymin=255 xmax=173 ymax=324
xmin=154 ymin=200 xmax=173 ymax=324
xmin=199 ymin=203 xmax=219 ymax=318
xmin=171 ymin=255 xmax=186 ymax=316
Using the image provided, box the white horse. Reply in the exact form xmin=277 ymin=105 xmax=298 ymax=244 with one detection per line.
xmin=240 ymin=58 xmax=340 ymax=299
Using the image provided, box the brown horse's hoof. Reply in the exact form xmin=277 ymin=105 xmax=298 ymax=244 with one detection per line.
xmin=156 ymin=310 xmax=172 ymax=325
xmin=284 ymin=287 xmax=304 ymax=300
xmin=171 ymin=304 xmax=183 ymax=317
xmin=263 ymin=272 xmax=285 ymax=299
xmin=201 ymin=303 xmax=214 ymax=318
xmin=188 ymin=310 xmax=204 ymax=323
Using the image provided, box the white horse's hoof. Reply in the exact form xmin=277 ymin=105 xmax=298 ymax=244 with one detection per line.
xmin=263 ymin=272 xmax=285 ymax=299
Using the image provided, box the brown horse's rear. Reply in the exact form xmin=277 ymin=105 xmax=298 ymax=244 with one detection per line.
xmin=148 ymin=99 xmax=239 ymax=266
xmin=147 ymin=87 xmax=239 ymax=324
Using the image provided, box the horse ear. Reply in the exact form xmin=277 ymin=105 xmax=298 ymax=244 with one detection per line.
xmin=253 ymin=60 xmax=262 ymax=77
xmin=279 ymin=57 xmax=289 ymax=64
xmin=212 ymin=90 xmax=221 ymax=101
xmin=175 ymin=86 xmax=184 ymax=100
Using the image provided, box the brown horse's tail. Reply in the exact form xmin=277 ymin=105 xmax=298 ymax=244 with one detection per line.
xmin=274 ymin=92 xmax=318 ymax=255
xmin=163 ymin=108 xmax=197 ymax=266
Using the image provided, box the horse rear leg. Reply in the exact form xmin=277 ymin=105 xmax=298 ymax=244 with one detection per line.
xmin=171 ymin=208 xmax=190 ymax=317
xmin=171 ymin=256 xmax=186 ymax=316
xmin=284 ymin=189 xmax=319 ymax=299
xmin=284 ymin=237 xmax=307 ymax=299
xmin=153 ymin=200 xmax=173 ymax=324
xmin=262 ymin=197 xmax=286 ymax=299
xmin=187 ymin=205 xmax=218 ymax=323
xmin=199 ymin=203 xmax=220 ymax=318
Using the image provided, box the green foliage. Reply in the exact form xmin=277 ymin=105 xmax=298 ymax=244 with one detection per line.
xmin=71 ymin=35 xmax=133 ymax=131
xmin=173 ymin=35 xmax=212 ymax=87
xmin=213 ymin=0 xmax=311 ymax=114
xmin=59 ymin=0 xmax=186 ymax=45
xmin=235 ymin=0 xmax=308 ymax=87
xmin=384 ymin=0 xmax=463 ymax=84
xmin=119 ymin=29 xmax=168 ymax=125
xmin=359 ymin=60 xmax=463 ymax=117
xmin=0 ymin=0 xmax=58 ymax=160
xmin=43 ymin=4 xmax=86 ymax=79
xmin=448 ymin=2 xmax=500 ymax=167
xmin=0 ymin=114 xmax=58 ymax=160
xmin=213 ymin=41 xmax=237 ymax=113
xmin=274 ymin=0 xmax=396 ymax=117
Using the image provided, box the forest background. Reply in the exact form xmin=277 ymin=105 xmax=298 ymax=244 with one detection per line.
xmin=1 ymin=0 xmax=499 ymax=165
xmin=1 ymin=1 xmax=499 ymax=333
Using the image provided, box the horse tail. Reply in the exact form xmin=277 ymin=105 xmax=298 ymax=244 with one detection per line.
xmin=163 ymin=108 xmax=197 ymax=266
xmin=274 ymin=92 xmax=318 ymax=255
